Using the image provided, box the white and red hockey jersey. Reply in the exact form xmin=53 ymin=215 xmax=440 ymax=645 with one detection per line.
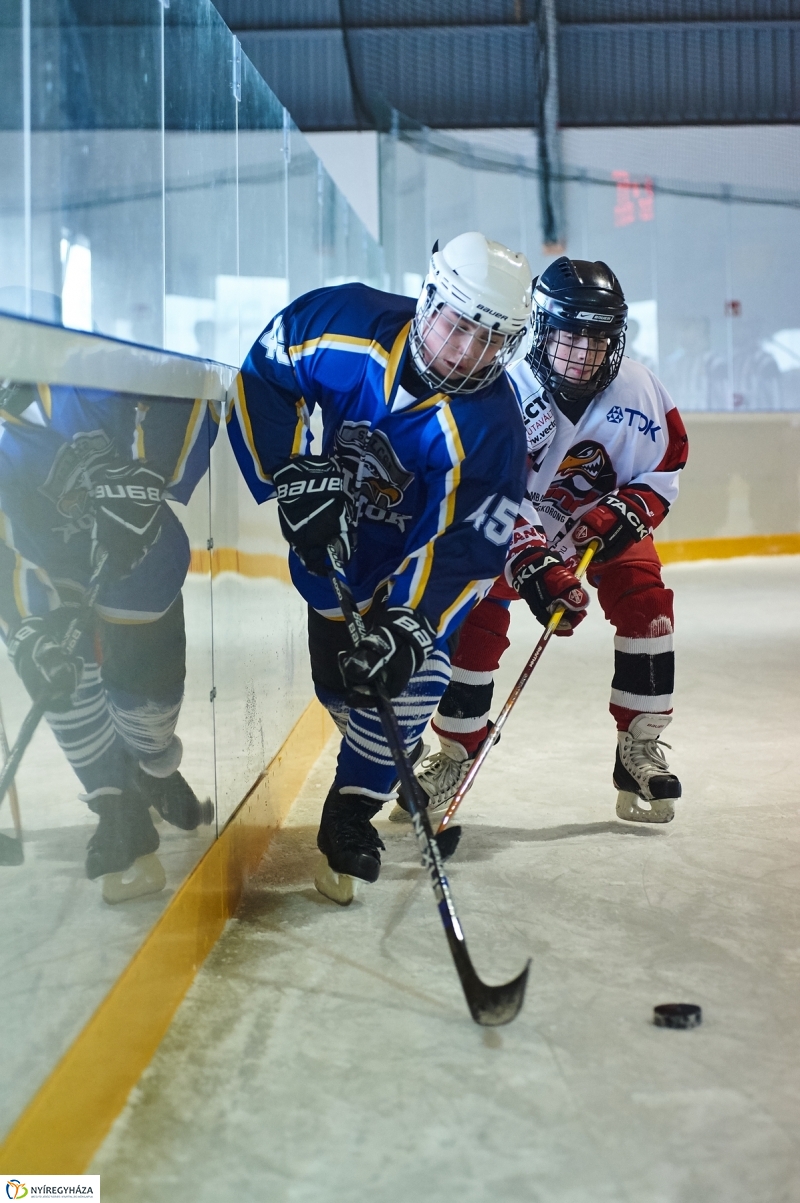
xmin=505 ymin=355 xmax=689 ymax=571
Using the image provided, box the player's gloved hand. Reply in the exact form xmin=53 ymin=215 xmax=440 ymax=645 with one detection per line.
xmin=273 ymin=456 xmax=352 ymax=577
xmin=88 ymin=460 xmax=166 ymax=575
xmin=7 ymin=611 xmax=85 ymax=712
xmin=572 ymin=489 xmax=652 ymax=564
xmin=338 ymin=605 xmax=435 ymax=698
xmin=510 ymin=547 xmax=589 ymax=637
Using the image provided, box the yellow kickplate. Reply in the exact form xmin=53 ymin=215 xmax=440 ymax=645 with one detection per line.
xmin=657 ymin=533 xmax=800 ymax=563
xmin=0 ymin=698 xmax=334 ymax=1174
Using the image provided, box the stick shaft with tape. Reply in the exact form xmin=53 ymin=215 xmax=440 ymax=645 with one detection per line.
xmin=437 ymin=541 xmax=598 ymax=834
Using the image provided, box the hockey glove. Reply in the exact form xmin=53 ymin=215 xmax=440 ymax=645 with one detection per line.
xmin=7 ymin=610 xmax=85 ymax=712
xmin=89 ymin=460 xmax=166 ymax=575
xmin=573 ymin=488 xmax=657 ymax=564
xmin=338 ymin=605 xmax=435 ymax=698
xmin=273 ymin=456 xmax=352 ymax=577
xmin=510 ymin=546 xmax=589 ymax=637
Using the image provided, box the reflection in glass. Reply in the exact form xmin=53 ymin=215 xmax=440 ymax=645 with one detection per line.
xmin=0 ymin=380 xmax=217 ymax=900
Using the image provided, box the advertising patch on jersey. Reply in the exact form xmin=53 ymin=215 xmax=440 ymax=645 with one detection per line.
xmin=335 ymin=421 xmax=415 ymax=531
xmin=519 ymin=392 xmax=556 ymax=456
xmin=540 ymin=440 xmax=617 ymax=519
xmin=606 ymin=405 xmax=662 ymax=440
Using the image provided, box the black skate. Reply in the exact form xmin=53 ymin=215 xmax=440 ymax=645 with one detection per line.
xmin=315 ymin=787 xmax=385 ymax=904
xmin=140 ymin=768 xmax=214 ymax=831
xmin=614 ymin=713 xmax=681 ymax=824
xmin=85 ymin=791 xmax=160 ymax=879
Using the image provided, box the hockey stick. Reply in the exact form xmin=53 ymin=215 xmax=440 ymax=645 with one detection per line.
xmin=437 ymin=540 xmax=599 ymax=835
xmin=327 ymin=541 xmax=530 ymax=1026
xmin=0 ymin=552 xmax=108 ymax=862
xmin=0 ymin=695 xmax=29 ymax=866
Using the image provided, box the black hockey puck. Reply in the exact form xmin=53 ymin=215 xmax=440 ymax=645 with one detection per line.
xmin=653 ymin=1003 xmax=702 ymax=1029
xmin=434 ymin=824 xmax=462 ymax=862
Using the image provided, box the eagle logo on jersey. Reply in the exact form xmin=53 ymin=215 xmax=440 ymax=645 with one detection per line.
xmin=334 ymin=421 xmax=414 ymax=531
xmin=542 ymin=440 xmax=617 ymax=518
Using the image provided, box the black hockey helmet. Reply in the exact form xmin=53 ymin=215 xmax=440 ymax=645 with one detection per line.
xmin=527 ymin=257 xmax=627 ymax=403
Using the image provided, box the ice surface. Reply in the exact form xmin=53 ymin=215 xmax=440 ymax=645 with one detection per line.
xmin=93 ymin=558 xmax=800 ymax=1203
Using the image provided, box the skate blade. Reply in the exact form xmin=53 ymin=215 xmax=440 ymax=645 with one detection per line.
xmin=102 ymin=852 xmax=167 ymax=904
xmin=314 ymin=856 xmax=358 ymax=906
xmin=616 ymin=790 xmax=675 ymax=824
xmin=388 ymin=801 xmax=412 ymax=823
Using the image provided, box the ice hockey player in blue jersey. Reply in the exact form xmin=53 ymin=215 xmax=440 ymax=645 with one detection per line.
xmin=0 ymin=380 xmax=217 ymax=901
xmin=229 ymin=232 xmax=532 ymax=901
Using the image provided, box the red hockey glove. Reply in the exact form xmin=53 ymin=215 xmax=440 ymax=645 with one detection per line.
xmin=573 ymin=488 xmax=662 ymax=564
xmin=338 ymin=605 xmax=435 ymax=698
xmin=509 ymin=547 xmax=589 ymax=637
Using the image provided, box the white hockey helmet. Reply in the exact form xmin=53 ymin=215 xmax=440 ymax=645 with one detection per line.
xmin=409 ymin=232 xmax=533 ymax=395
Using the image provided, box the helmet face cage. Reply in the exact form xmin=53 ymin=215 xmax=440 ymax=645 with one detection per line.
xmin=409 ymin=288 xmax=527 ymax=396
xmin=527 ymin=307 xmax=626 ymax=403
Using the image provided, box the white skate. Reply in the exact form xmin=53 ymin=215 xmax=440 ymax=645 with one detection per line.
xmin=614 ymin=713 xmax=681 ymax=824
xmin=389 ymin=735 xmax=474 ymax=822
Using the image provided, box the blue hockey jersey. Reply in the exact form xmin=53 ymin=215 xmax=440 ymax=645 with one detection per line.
xmin=0 ymin=383 xmax=219 ymax=627
xmin=229 ymin=283 xmax=528 ymax=639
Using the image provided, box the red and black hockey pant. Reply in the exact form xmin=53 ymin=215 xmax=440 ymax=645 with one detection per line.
xmin=432 ymin=536 xmax=674 ymax=753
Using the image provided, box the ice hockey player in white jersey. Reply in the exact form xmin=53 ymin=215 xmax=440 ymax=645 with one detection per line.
xmin=229 ymin=233 xmax=532 ymax=899
xmin=394 ymin=256 xmax=689 ymax=825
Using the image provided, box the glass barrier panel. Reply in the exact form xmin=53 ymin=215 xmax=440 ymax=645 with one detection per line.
xmin=208 ymin=57 xmax=310 ymax=828
xmin=728 ymin=200 xmax=800 ymax=411
xmin=237 ymin=51 xmax=288 ymax=365
xmin=28 ymin=0 xmax=164 ymax=344
xmin=286 ymin=117 xmax=324 ymax=301
xmin=0 ymin=370 xmax=216 ymax=1142
xmin=379 ymin=129 xmax=800 ymax=412
xmin=0 ymin=1 xmax=26 ymax=319
xmin=163 ymin=0 xmax=237 ymax=362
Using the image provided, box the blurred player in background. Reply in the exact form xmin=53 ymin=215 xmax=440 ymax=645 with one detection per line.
xmin=229 ymin=232 xmax=532 ymax=899
xmin=0 ymin=382 xmax=216 ymax=901
xmin=395 ymin=257 xmax=689 ymax=826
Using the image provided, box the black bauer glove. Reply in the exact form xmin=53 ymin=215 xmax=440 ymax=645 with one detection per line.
xmin=273 ymin=456 xmax=352 ymax=577
xmin=7 ymin=610 xmax=85 ymax=712
xmin=338 ymin=605 xmax=436 ymax=699
xmin=572 ymin=489 xmax=657 ymax=564
xmin=510 ymin=546 xmax=589 ymax=637
xmin=89 ymin=460 xmax=166 ymax=576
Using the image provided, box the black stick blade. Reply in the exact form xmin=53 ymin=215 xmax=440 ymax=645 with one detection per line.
xmin=0 ymin=834 xmax=24 ymax=865
xmin=434 ymin=824 xmax=461 ymax=861
xmin=448 ymin=930 xmax=531 ymax=1027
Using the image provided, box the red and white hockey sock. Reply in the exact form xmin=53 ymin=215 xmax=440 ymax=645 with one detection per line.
xmin=433 ymin=597 xmax=511 ymax=756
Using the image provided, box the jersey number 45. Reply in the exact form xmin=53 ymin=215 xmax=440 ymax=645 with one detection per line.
xmin=466 ymin=494 xmax=519 ymax=546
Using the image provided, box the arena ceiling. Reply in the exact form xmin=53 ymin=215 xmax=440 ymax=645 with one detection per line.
xmin=213 ymin=0 xmax=800 ymax=129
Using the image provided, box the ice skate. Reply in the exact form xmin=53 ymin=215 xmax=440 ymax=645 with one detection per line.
xmin=85 ymin=791 xmax=164 ymax=901
xmin=102 ymin=852 xmax=167 ymax=904
xmin=315 ymin=787 xmax=385 ymax=905
xmin=140 ymin=767 xmax=214 ymax=831
xmin=614 ymin=713 xmax=681 ymax=824
xmin=390 ymin=735 xmax=474 ymax=822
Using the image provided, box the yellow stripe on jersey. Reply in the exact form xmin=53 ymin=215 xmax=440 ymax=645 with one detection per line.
xmin=234 ymin=372 xmax=271 ymax=483
xmin=436 ymin=578 xmax=495 ymax=637
xmin=408 ymin=391 xmax=448 ymax=413
xmin=12 ymin=552 xmax=27 ymax=619
xmin=287 ymin=332 xmax=390 ymax=368
xmin=37 ymin=384 xmax=52 ymax=418
xmin=384 ymin=322 xmax=411 ymax=405
xmin=169 ymin=398 xmax=204 ymax=486
xmin=397 ymin=406 xmax=466 ymax=611
xmin=290 ymin=398 xmax=310 ymax=456
xmin=437 ymin=405 xmax=465 ymax=530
